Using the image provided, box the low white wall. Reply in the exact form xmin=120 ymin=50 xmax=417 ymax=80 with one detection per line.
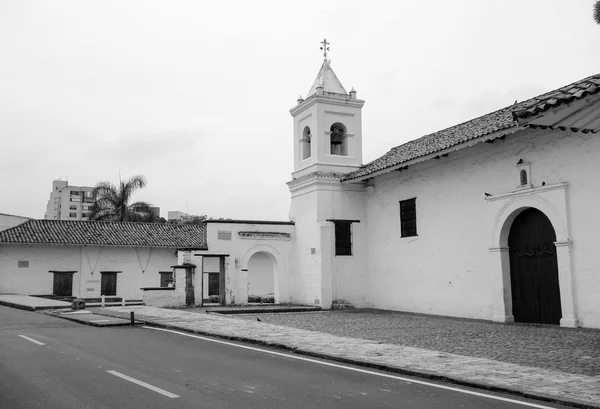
xmin=0 ymin=244 xmax=177 ymax=300
xmin=142 ymin=288 xmax=183 ymax=307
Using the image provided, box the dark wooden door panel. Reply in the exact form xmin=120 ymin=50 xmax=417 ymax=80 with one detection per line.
xmin=509 ymin=208 xmax=561 ymax=325
xmin=53 ymin=273 xmax=73 ymax=297
xmin=185 ymin=270 xmax=194 ymax=305
xmin=208 ymin=273 xmax=219 ymax=296
xmin=101 ymin=273 xmax=117 ymax=296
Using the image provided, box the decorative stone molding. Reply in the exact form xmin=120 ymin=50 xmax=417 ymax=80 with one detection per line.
xmin=485 ymin=182 xmax=568 ymax=203
xmin=238 ymin=231 xmax=291 ymax=241
xmin=287 ymin=171 xmax=343 ymax=190
xmin=324 ymin=110 xmax=355 ymax=117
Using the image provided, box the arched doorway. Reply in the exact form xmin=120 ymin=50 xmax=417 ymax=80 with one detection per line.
xmin=247 ymin=252 xmax=275 ymax=303
xmin=508 ymin=208 xmax=562 ymax=324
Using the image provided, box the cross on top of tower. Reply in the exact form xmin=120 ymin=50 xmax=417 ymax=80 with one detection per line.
xmin=320 ymin=38 xmax=330 ymax=60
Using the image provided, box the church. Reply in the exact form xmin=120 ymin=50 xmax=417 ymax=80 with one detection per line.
xmin=2 ymin=44 xmax=598 ymax=330
xmin=284 ymin=44 xmax=600 ymax=329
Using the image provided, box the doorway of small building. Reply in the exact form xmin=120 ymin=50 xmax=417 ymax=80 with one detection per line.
xmin=52 ymin=272 xmax=74 ymax=297
xmin=247 ymin=252 xmax=275 ymax=303
xmin=202 ymin=256 xmax=224 ymax=304
xmin=508 ymin=208 xmax=562 ymax=325
xmin=101 ymin=272 xmax=118 ymax=296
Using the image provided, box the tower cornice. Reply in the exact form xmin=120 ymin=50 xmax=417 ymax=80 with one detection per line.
xmin=290 ymin=94 xmax=365 ymax=116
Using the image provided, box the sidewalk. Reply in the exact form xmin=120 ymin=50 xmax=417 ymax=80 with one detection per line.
xmin=94 ymin=306 xmax=600 ymax=409
xmin=0 ymin=294 xmax=71 ymax=311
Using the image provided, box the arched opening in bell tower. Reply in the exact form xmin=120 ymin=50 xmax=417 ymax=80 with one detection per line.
xmin=330 ymin=122 xmax=348 ymax=156
xmin=301 ymin=126 xmax=312 ymax=160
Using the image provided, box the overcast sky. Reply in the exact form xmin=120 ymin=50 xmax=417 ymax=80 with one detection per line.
xmin=1 ymin=0 xmax=599 ymax=221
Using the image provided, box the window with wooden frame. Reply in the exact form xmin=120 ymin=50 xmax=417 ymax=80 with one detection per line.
xmin=334 ymin=221 xmax=352 ymax=256
xmin=400 ymin=198 xmax=417 ymax=237
xmin=159 ymin=271 xmax=174 ymax=287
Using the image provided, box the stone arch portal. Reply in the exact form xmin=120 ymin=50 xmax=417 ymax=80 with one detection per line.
xmin=241 ymin=245 xmax=283 ymax=304
xmin=488 ymin=187 xmax=578 ymax=327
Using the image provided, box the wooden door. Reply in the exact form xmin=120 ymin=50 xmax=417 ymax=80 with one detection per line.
xmin=53 ymin=273 xmax=73 ymax=296
xmin=101 ymin=273 xmax=117 ymax=296
xmin=509 ymin=208 xmax=562 ymax=324
xmin=185 ymin=269 xmax=195 ymax=305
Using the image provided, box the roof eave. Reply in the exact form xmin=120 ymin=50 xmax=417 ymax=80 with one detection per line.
xmin=343 ymin=125 xmax=523 ymax=183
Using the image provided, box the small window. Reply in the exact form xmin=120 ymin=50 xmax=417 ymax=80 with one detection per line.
xmin=18 ymin=261 xmax=29 ymax=268
xmin=400 ymin=198 xmax=417 ymax=237
xmin=160 ymin=272 xmax=174 ymax=287
xmin=217 ymin=230 xmax=232 ymax=240
xmin=69 ymin=205 xmax=77 ymax=210
xmin=301 ymin=126 xmax=312 ymax=160
xmin=69 ymin=212 xmax=77 ymax=217
xmin=334 ymin=221 xmax=352 ymax=256
xmin=520 ymin=169 xmax=528 ymax=186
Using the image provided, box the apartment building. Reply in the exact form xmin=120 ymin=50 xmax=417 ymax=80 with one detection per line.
xmin=45 ymin=180 xmax=95 ymax=220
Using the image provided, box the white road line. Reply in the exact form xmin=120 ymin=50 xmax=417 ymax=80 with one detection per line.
xmin=143 ymin=326 xmax=557 ymax=409
xmin=18 ymin=335 xmax=45 ymax=346
xmin=106 ymin=370 xmax=179 ymax=398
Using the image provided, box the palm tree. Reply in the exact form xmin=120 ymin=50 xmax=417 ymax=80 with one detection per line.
xmin=88 ymin=175 xmax=157 ymax=222
xmin=595 ymin=1 xmax=600 ymax=25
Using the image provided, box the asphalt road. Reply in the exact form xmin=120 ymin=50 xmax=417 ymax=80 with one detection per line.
xmin=0 ymin=306 xmax=571 ymax=409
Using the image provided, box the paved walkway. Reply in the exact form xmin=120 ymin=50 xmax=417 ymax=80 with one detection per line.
xmin=234 ymin=310 xmax=600 ymax=376
xmin=95 ymin=306 xmax=600 ymax=408
xmin=0 ymin=294 xmax=71 ymax=311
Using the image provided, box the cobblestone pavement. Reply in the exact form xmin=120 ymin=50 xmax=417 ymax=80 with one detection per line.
xmin=95 ymin=306 xmax=600 ymax=408
xmin=233 ymin=309 xmax=600 ymax=377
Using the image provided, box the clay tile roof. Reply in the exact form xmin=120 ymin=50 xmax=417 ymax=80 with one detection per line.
xmin=342 ymin=73 xmax=600 ymax=182
xmin=0 ymin=219 xmax=207 ymax=249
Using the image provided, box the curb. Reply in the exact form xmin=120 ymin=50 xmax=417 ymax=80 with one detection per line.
xmin=40 ymin=310 xmax=139 ymax=327
xmin=90 ymin=311 xmax=596 ymax=409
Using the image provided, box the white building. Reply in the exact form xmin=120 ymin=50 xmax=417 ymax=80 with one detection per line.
xmin=168 ymin=211 xmax=188 ymax=222
xmin=0 ymin=213 xmax=30 ymax=232
xmin=285 ymin=55 xmax=600 ymax=329
xmin=0 ymin=220 xmax=206 ymax=300
xmin=45 ymin=180 xmax=95 ymax=220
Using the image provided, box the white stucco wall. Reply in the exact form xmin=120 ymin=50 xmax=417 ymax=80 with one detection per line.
xmin=196 ymin=222 xmax=294 ymax=305
xmin=289 ymin=176 xmax=369 ymax=308
xmin=364 ymin=127 xmax=600 ymax=328
xmin=0 ymin=244 xmax=177 ymax=299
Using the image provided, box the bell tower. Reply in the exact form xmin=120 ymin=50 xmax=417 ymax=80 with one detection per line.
xmin=288 ymin=40 xmax=369 ymax=310
xmin=289 ymin=39 xmax=365 ymax=179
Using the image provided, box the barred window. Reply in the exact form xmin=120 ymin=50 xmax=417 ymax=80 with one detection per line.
xmin=400 ymin=198 xmax=417 ymax=237
xmin=334 ymin=221 xmax=352 ymax=256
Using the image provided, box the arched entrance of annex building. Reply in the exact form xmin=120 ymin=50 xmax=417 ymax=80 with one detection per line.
xmin=508 ymin=208 xmax=562 ymax=324
xmin=247 ymin=252 xmax=275 ymax=302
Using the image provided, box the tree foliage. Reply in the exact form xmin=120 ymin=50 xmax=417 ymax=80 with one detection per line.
xmin=169 ymin=214 xmax=208 ymax=225
xmin=595 ymin=0 xmax=600 ymax=25
xmin=88 ymin=175 xmax=158 ymax=222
